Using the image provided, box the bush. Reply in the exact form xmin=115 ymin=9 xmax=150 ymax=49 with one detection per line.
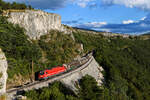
xmin=0 ymin=16 xmax=41 ymax=84
xmin=0 ymin=72 xmax=2 ymax=78
xmin=38 ymin=30 xmax=80 ymax=67
xmin=25 ymin=82 xmax=75 ymax=100
xmin=25 ymin=75 xmax=102 ymax=100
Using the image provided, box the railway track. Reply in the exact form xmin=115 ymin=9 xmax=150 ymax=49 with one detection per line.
xmin=6 ymin=53 xmax=93 ymax=94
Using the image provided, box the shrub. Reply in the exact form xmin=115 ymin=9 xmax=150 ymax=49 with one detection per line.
xmin=0 ymin=72 xmax=2 ymax=78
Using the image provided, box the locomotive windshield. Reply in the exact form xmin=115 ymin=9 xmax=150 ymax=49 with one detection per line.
xmin=40 ymin=71 xmax=44 ymax=75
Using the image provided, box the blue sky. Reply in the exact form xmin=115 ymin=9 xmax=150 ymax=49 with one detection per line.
xmin=4 ymin=0 xmax=150 ymax=34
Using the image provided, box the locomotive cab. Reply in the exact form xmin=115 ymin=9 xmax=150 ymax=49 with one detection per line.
xmin=38 ymin=71 xmax=46 ymax=80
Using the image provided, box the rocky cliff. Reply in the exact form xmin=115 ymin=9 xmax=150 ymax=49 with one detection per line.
xmin=6 ymin=10 xmax=62 ymax=39
xmin=61 ymin=56 xmax=104 ymax=91
xmin=0 ymin=48 xmax=8 ymax=95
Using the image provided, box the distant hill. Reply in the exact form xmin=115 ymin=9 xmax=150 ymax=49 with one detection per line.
xmin=140 ymin=32 xmax=150 ymax=39
xmin=142 ymin=32 xmax=150 ymax=36
xmin=73 ymin=27 xmax=104 ymax=32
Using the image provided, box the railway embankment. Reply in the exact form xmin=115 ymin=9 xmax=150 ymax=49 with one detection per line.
xmin=61 ymin=56 xmax=103 ymax=92
xmin=6 ymin=53 xmax=103 ymax=100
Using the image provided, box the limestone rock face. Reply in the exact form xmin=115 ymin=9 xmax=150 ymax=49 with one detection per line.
xmin=7 ymin=10 xmax=61 ymax=39
xmin=0 ymin=48 xmax=8 ymax=95
xmin=61 ymin=56 xmax=104 ymax=91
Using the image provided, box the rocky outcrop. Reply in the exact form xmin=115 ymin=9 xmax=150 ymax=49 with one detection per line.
xmin=7 ymin=10 xmax=61 ymax=39
xmin=0 ymin=48 xmax=8 ymax=95
xmin=61 ymin=56 xmax=104 ymax=91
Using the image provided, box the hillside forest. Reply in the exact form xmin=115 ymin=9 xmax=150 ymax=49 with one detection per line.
xmin=24 ymin=31 xmax=150 ymax=100
xmin=0 ymin=0 xmax=150 ymax=99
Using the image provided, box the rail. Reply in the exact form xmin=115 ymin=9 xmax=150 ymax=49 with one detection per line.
xmin=6 ymin=53 xmax=93 ymax=94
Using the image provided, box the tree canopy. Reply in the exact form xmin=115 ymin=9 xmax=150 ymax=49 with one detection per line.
xmin=0 ymin=0 xmax=32 ymax=10
xmin=73 ymin=31 xmax=150 ymax=100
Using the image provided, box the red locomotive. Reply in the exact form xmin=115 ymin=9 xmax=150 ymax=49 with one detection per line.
xmin=38 ymin=65 xmax=67 ymax=80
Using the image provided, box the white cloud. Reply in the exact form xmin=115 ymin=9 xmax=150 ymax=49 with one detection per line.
xmin=101 ymin=0 xmax=150 ymax=10
xmin=84 ymin=22 xmax=107 ymax=27
xmin=75 ymin=21 xmax=107 ymax=31
xmin=140 ymin=17 xmax=146 ymax=20
xmin=140 ymin=23 xmax=147 ymax=27
xmin=73 ymin=0 xmax=94 ymax=8
xmin=75 ymin=14 xmax=150 ymax=34
xmin=122 ymin=20 xmax=135 ymax=24
xmin=78 ymin=2 xmax=87 ymax=8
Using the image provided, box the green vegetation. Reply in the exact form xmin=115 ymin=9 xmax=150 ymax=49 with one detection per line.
xmin=78 ymin=75 xmax=103 ymax=100
xmin=25 ymin=82 xmax=75 ymax=100
xmin=0 ymin=15 xmax=80 ymax=87
xmin=0 ymin=72 xmax=3 ymax=78
xmin=1 ymin=10 xmax=149 ymax=98
xmin=25 ymin=75 xmax=103 ymax=100
xmin=73 ymin=31 xmax=150 ymax=100
xmin=38 ymin=30 xmax=80 ymax=66
xmin=0 ymin=0 xmax=32 ymax=10
xmin=0 ymin=1 xmax=150 ymax=99
xmin=0 ymin=0 xmax=79 ymax=85
xmin=0 ymin=16 xmax=41 ymax=84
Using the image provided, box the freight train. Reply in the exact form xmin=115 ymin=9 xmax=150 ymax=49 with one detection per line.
xmin=38 ymin=52 xmax=92 ymax=80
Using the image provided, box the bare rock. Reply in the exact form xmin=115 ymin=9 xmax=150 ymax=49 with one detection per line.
xmin=61 ymin=56 xmax=104 ymax=91
xmin=7 ymin=10 xmax=62 ymax=40
xmin=0 ymin=48 xmax=8 ymax=95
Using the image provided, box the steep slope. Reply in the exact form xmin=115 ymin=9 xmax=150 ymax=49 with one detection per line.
xmin=0 ymin=48 xmax=8 ymax=95
xmin=61 ymin=56 xmax=104 ymax=91
xmin=0 ymin=15 xmax=83 ymax=89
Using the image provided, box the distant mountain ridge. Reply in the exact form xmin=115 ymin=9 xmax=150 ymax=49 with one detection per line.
xmin=142 ymin=32 xmax=150 ymax=35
